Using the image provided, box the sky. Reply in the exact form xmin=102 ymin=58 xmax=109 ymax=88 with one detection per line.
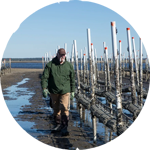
xmin=2 ymin=0 xmax=147 ymax=58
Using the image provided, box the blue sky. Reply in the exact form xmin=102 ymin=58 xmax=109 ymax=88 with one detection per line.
xmin=3 ymin=0 xmax=147 ymax=58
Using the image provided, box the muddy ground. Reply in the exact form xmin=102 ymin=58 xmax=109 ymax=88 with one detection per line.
xmin=1 ymin=69 xmax=149 ymax=149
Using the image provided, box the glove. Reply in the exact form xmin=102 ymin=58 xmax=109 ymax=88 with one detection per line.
xmin=43 ymin=89 xmax=50 ymax=98
xmin=70 ymin=92 xmax=74 ymax=100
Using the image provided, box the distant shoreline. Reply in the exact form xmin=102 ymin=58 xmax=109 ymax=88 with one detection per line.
xmin=11 ymin=61 xmax=43 ymax=63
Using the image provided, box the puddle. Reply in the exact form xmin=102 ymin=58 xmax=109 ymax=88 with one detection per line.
xmin=3 ymin=78 xmax=34 ymax=116
xmin=0 ymin=78 xmax=37 ymax=149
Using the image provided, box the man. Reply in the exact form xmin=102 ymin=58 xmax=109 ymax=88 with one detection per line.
xmin=41 ymin=48 xmax=75 ymax=136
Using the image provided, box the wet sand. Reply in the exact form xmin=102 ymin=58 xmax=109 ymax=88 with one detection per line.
xmin=1 ymin=68 xmax=101 ymax=149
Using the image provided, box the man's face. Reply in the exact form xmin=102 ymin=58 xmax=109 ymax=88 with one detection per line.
xmin=58 ymin=53 xmax=66 ymax=63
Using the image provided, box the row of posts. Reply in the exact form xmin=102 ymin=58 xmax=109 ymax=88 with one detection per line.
xmin=0 ymin=58 xmax=11 ymax=75
xmin=70 ymin=21 xmax=146 ymax=143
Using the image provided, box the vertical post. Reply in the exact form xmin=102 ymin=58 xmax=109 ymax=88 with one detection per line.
xmin=119 ymin=40 xmax=122 ymax=94
xmin=80 ymin=49 xmax=83 ymax=78
xmin=49 ymin=52 xmax=52 ymax=61
xmin=83 ymin=52 xmax=86 ymax=97
xmin=87 ymin=28 xmax=96 ymax=143
xmin=71 ymin=44 xmax=75 ymax=69
xmin=146 ymin=55 xmax=149 ymax=81
xmin=105 ymin=47 xmax=111 ymax=91
xmin=111 ymin=22 xmax=122 ymax=126
xmin=123 ymin=53 xmax=125 ymax=77
xmin=9 ymin=58 xmax=11 ymax=73
xmin=83 ymin=53 xmax=86 ymax=85
xmin=111 ymin=21 xmax=123 ymax=133
xmin=87 ymin=29 xmax=95 ymax=100
xmin=47 ymin=52 xmax=49 ymax=62
xmin=127 ymin=28 xmax=138 ymax=130
xmin=111 ymin=53 xmax=114 ymax=75
xmin=105 ymin=46 xmax=112 ymax=111
xmin=74 ymin=40 xmax=80 ymax=93
xmin=42 ymin=57 xmax=44 ymax=70
xmin=4 ymin=59 xmax=6 ymax=75
xmin=104 ymin=43 xmax=107 ymax=92
xmin=132 ymin=37 xmax=139 ymax=87
xmin=95 ymin=48 xmax=99 ymax=82
xmin=85 ymin=47 xmax=89 ymax=86
xmin=139 ymin=38 xmax=143 ymax=107
xmin=45 ymin=53 xmax=46 ymax=66
xmin=74 ymin=40 xmax=82 ymax=127
xmin=64 ymin=43 xmax=67 ymax=60
xmin=101 ymin=56 xmax=103 ymax=72
xmin=126 ymin=28 xmax=137 ymax=105
xmin=91 ymin=43 xmax=96 ymax=84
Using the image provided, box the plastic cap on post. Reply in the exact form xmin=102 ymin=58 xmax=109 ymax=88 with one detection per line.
xmin=127 ymin=28 xmax=130 ymax=30
xmin=105 ymin=47 xmax=107 ymax=50
xmin=119 ymin=40 xmax=121 ymax=43
xmin=91 ymin=43 xmax=93 ymax=45
xmin=132 ymin=37 xmax=134 ymax=39
xmin=111 ymin=22 xmax=115 ymax=26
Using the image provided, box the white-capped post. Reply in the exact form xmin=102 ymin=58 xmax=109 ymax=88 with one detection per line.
xmin=87 ymin=28 xmax=95 ymax=99
xmin=132 ymin=37 xmax=139 ymax=87
xmin=80 ymin=49 xmax=83 ymax=76
xmin=87 ymin=28 xmax=96 ymax=143
xmin=119 ymin=40 xmax=122 ymax=94
xmin=45 ymin=53 xmax=46 ymax=62
xmin=74 ymin=40 xmax=80 ymax=93
xmin=139 ymin=38 xmax=143 ymax=107
xmin=91 ymin=43 xmax=96 ymax=84
xmin=105 ymin=47 xmax=111 ymax=91
xmin=111 ymin=21 xmax=123 ymax=147
xmin=71 ymin=44 xmax=74 ymax=69
xmin=111 ymin=21 xmax=123 ymax=132
xmin=126 ymin=28 xmax=137 ymax=106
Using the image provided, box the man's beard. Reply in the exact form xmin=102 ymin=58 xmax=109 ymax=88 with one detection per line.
xmin=60 ymin=57 xmax=65 ymax=63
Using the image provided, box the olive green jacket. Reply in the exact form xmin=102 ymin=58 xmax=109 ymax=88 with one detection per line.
xmin=41 ymin=57 xmax=75 ymax=94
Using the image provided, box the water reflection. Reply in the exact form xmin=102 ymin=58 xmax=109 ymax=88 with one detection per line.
xmin=0 ymin=78 xmax=37 ymax=150
xmin=3 ymin=78 xmax=34 ymax=116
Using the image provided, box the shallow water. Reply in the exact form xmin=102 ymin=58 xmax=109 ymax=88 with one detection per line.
xmin=0 ymin=78 xmax=37 ymax=150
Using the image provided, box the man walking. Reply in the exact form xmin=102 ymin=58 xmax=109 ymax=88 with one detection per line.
xmin=41 ymin=48 xmax=75 ymax=136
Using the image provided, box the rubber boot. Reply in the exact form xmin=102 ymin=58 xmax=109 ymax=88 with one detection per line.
xmin=61 ymin=115 xmax=69 ymax=136
xmin=51 ymin=115 xmax=62 ymax=133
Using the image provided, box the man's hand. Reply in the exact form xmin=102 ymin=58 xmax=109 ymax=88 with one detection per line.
xmin=43 ymin=89 xmax=50 ymax=98
xmin=70 ymin=92 xmax=74 ymax=100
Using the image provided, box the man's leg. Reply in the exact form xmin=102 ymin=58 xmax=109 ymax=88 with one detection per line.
xmin=50 ymin=93 xmax=62 ymax=132
xmin=60 ymin=93 xmax=70 ymax=136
